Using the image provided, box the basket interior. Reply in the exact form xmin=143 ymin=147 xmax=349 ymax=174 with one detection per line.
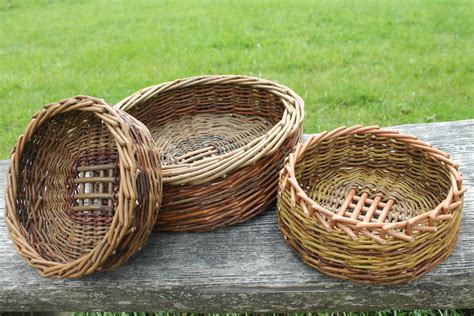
xmin=125 ymin=84 xmax=284 ymax=166
xmin=295 ymin=133 xmax=452 ymax=223
xmin=16 ymin=111 xmax=119 ymax=263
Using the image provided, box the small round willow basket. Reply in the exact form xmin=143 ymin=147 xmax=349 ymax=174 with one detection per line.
xmin=5 ymin=96 xmax=162 ymax=278
xmin=277 ymin=125 xmax=465 ymax=284
xmin=117 ymin=75 xmax=304 ymax=231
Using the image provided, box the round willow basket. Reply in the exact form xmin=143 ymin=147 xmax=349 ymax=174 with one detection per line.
xmin=117 ymin=75 xmax=304 ymax=231
xmin=5 ymin=96 xmax=163 ymax=278
xmin=277 ymin=125 xmax=465 ymax=284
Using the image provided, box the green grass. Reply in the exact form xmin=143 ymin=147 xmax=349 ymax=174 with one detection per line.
xmin=0 ymin=0 xmax=473 ymax=158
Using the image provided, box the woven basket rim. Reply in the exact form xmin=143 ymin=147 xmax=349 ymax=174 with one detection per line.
xmin=279 ymin=124 xmax=466 ymax=244
xmin=5 ymin=95 xmax=144 ymax=275
xmin=116 ymin=74 xmax=305 ymax=185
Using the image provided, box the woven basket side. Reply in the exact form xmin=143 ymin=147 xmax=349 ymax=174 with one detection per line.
xmin=5 ymin=96 xmax=161 ymax=278
xmin=100 ymin=109 xmax=162 ymax=270
xmin=297 ymin=133 xmax=452 ymax=207
xmin=156 ymin=133 xmax=300 ymax=231
xmin=277 ymin=184 xmax=463 ymax=284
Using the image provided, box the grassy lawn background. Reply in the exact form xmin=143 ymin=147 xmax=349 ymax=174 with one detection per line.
xmin=0 ymin=0 xmax=473 ymax=159
xmin=0 ymin=0 xmax=473 ymax=315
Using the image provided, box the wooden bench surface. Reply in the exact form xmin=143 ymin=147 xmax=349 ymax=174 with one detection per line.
xmin=0 ymin=120 xmax=473 ymax=312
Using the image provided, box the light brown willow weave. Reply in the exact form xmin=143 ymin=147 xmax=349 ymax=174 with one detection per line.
xmin=117 ymin=75 xmax=304 ymax=231
xmin=5 ymin=96 xmax=162 ymax=278
xmin=278 ymin=125 xmax=465 ymax=284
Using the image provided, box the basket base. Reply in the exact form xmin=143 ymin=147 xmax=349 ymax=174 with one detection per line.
xmin=150 ymin=113 xmax=273 ymax=166
xmin=305 ymin=167 xmax=448 ymax=223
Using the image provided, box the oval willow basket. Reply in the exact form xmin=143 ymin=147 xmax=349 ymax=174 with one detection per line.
xmin=117 ymin=75 xmax=304 ymax=231
xmin=277 ymin=125 xmax=465 ymax=284
xmin=5 ymin=96 xmax=162 ymax=278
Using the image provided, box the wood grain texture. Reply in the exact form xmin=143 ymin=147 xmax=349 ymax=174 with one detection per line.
xmin=1 ymin=120 xmax=473 ymax=312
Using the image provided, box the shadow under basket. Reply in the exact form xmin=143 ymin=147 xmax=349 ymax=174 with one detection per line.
xmin=277 ymin=125 xmax=465 ymax=284
xmin=5 ymin=96 xmax=162 ymax=278
xmin=117 ymin=75 xmax=304 ymax=232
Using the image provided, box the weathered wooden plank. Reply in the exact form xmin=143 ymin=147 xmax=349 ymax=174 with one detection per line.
xmin=0 ymin=120 xmax=473 ymax=312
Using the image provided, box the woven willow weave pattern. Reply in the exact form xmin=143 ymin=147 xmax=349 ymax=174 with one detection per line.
xmin=5 ymin=96 xmax=163 ymax=278
xmin=278 ymin=125 xmax=465 ymax=284
xmin=117 ymin=75 xmax=304 ymax=231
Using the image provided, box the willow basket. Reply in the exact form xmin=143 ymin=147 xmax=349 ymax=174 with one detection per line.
xmin=5 ymin=96 xmax=163 ymax=278
xmin=117 ymin=75 xmax=304 ymax=231
xmin=277 ymin=125 xmax=465 ymax=284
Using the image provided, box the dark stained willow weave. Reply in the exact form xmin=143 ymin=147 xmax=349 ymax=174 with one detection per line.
xmin=278 ymin=125 xmax=465 ymax=284
xmin=5 ymin=96 xmax=163 ymax=278
xmin=117 ymin=75 xmax=304 ymax=231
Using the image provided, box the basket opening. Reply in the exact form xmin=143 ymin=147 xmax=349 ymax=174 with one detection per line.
xmin=125 ymin=85 xmax=284 ymax=165
xmin=16 ymin=110 xmax=119 ymax=264
xmin=296 ymin=133 xmax=452 ymax=225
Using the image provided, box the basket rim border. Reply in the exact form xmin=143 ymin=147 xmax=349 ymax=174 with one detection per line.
xmin=278 ymin=124 xmax=466 ymax=244
xmin=115 ymin=74 xmax=305 ymax=185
